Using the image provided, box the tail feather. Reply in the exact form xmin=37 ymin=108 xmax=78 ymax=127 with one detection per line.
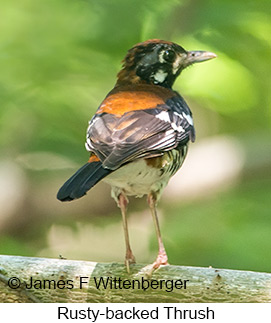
xmin=57 ymin=161 xmax=112 ymax=201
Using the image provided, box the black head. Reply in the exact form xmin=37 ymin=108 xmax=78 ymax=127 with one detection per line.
xmin=116 ymin=39 xmax=216 ymax=88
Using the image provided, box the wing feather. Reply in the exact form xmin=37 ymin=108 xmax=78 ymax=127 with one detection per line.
xmin=86 ymin=93 xmax=195 ymax=170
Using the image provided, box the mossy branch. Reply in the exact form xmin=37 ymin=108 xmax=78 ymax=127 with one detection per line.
xmin=0 ymin=255 xmax=270 ymax=303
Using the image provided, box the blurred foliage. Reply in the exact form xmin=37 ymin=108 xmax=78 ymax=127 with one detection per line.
xmin=1 ymin=0 xmax=270 ymax=160
xmin=0 ymin=0 xmax=271 ymax=272
xmin=159 ymin=178 xmax=271 ymax=272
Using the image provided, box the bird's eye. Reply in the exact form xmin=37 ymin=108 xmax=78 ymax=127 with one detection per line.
xmin=163 ymin=49 xmax=176 ymax=63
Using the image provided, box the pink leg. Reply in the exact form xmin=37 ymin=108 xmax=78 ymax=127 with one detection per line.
xmin=148 ymin=192 xmax=169 ymax=271
xmin=118 ymin=192 xmax=136 ymax=273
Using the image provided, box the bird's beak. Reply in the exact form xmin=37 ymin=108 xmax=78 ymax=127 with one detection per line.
xmin=185 ymin=50 xmax=217 ymax=66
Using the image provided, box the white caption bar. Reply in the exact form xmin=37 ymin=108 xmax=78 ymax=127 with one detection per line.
xmin=1 ymin=303 xmax=271 ymax=322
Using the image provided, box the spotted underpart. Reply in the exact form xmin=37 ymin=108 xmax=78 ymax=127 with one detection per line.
xmin=105 ymin=146 xmax=188 ymax=202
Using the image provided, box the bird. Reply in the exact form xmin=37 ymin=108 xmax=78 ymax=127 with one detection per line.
xmin=57 ymin=39 xmax=216 ymax=273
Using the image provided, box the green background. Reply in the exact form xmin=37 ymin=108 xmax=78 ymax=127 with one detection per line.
xmin=0 ymin=0 xmax=270 ymax=272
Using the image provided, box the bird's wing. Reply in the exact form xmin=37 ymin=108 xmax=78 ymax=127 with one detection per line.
xmin=86 ymin=91 xmax=195 ymax=170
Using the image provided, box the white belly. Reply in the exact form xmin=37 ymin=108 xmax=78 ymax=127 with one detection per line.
xmin=104 ymin=158 xmax=170 ymax=197
xmin=103 ymin=147 xmax=187 ymax=201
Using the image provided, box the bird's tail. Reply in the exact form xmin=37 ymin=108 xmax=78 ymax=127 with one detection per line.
xmin=57 ymin=161 xmax=112 ymax=201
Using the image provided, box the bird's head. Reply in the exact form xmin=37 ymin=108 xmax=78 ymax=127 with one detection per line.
xmin=116 ymin=39 xmax=216 ymax=88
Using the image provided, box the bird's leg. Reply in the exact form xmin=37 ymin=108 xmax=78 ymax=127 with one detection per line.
xmin=118 ymin=192 xmax=136 ymax=273
xmin=148 ymin=192 xmax=169 ymax=271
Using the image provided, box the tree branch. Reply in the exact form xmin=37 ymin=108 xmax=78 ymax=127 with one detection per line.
xmin=0 ymin=255 xmax=270 ymax=302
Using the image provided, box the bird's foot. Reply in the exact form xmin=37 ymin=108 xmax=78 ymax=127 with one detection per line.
xmin=138 ymin=252 xmax=169 ymax=278
xmin=147 ymin=252 xmax=169 ymax=277
xmin=152 ymin=251 xmax=169 ymax=269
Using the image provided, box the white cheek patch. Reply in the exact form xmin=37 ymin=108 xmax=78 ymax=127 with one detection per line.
xmin=158 ymin=51 xmax=165 ymax=63
xmin=172 ymin=56 xmax=182 ymax=74
xmin=153 ymin=69 xmax=168 ymax=84
xmin=182 ymin=112 xmax=194 ymax=125
xmin=172 ymin=54 xmax=187 ymax=75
